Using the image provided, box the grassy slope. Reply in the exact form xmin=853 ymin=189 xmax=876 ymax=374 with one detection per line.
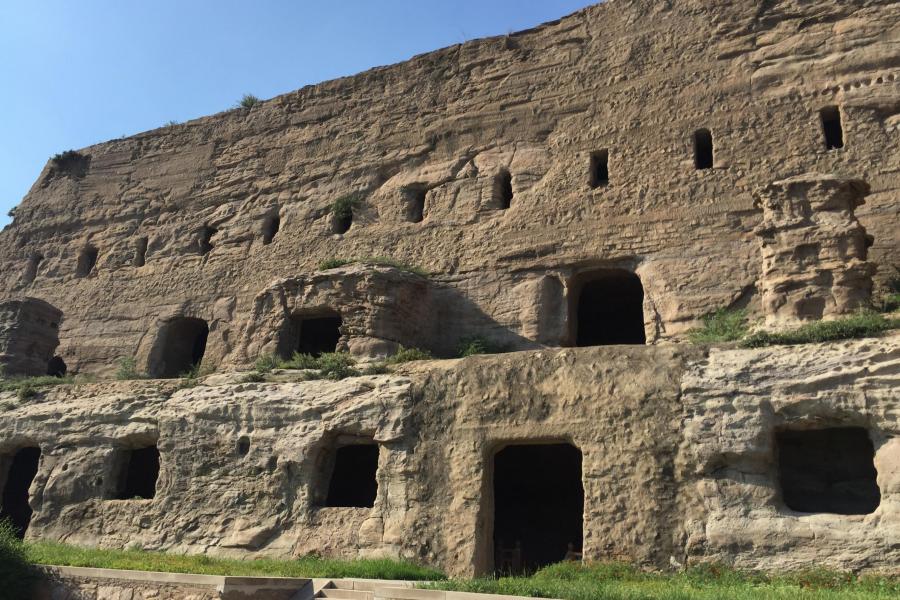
xmin=25 ymin=543 xmax=900 ymax=599
xmin=428 ymin=563 xmax=900 ymax=600
xmin=26 ymin=541 xmax=443 ymax=580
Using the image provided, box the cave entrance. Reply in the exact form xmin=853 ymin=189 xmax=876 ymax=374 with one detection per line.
xmin=777 ymin=427 xmax=880 ymax=515
xmin=572 ymin=270 xmax=646 ymax=346
xmin=284 ymin=313 xmax=342 ymax=358
xmin=0 ymin=447 xmax=41 ymax=538
xmin=115 ymin=446 xmax=160 ymax=500
xmin=492 ymin=443 xmax=583 ymax=575
xmin=324 ymin=443 xmax=379 ymax=508
xmin=149 ymin=317 xmax=209 ymax=378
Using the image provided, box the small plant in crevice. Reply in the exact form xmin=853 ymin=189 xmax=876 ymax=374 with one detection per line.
xmin=254 ymin=354 xmax=279 ymax=374
xmin=456 ymin=336 xmax=507 ymax=358
xmin=688 ymin=308 xmax=749 ymax=344
xmin=238 ymin=94 xmax=261 ymax=109
xmin=385 ymin=346 xmax=433 ymax=365
xmin=115 ymin=356 xmax=145 ymax=380
xmin=319 ymin=258 xmax=353 ymax=271
xmin=178 ymin=363 xmax=215 ymax=386
xmin=330 ymin=193 xmax=363 ymax=233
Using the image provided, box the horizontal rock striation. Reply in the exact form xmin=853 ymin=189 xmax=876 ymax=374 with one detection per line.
xmin=1 ymin=336 xmax=897 ymax=576
xmin=0 ymin=0 xmax=897 ymax=373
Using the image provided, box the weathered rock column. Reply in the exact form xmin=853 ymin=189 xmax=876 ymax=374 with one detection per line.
xmin=753 ymin=174 xmax=875 ymax=327
xmin=0 ymin=297 xmax=63 ymax=375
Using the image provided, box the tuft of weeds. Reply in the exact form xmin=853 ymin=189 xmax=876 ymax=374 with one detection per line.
xmin=316 ymin=352 xmax=360 ymax=380
xmin=115 ymin=356 xmax=144 ymax=380
xmin=742 ymin=311 xmax=899 ymax=348
xmin=688 ymin=308 xmax=749 ymax=344
xmin=274 ymin=352 xmax=361 ymax=381
xmin=457 ymin=336 xmax=506 ymax=358
xmin=0 ymin=375 xmax=79 ymax=399
xmin=238 ymin=94 xmax=261 ymax=109
xmin=362 ymin=363 xmax=389 ymax=375
xmin=50 ymin=150 xmax=83 ymax=165
xmin=331 ymin=193 xmax=363 ymax=223
xmin=254 ymin=354 xmax=280 ymax=374
xmin=319 ymin=258 xmax=353 ymax=270
xmin=385 ymin=346 xmax=433 ymax=364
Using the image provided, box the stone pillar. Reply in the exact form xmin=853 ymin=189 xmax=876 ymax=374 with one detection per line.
xmin=0 ymin=297 xmax=63 ymax=376
xmin=753 ymin=174 xmax=875 ymax=327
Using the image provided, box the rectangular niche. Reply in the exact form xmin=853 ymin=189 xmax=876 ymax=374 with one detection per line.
xmin=111 ymin=445 xmax=160 ymax=500
xmin=317 ymin=438 xmax=380 ymax=508
xmin=777 ymin=427 xmax=880 ymax=515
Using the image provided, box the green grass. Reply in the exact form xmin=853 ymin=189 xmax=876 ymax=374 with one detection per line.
xmin=254 ymin=352 xmax=361 ymax=380
xmin=0 ymin=374 xmax=81 ymax=401
xmin=427 ymin=561 xmax=900 ymax=600
xmin=331 ymin=193 xmax=363 ymax=222
xmin=115 ymin=356 xmax=145 ymax=380
xmin=688 ymin=309 xmax=749 ymax=344
xmin=319 ymin=258 xmax=353 ymax=270
xmin=318 ymin=256 xmax=429 ymax=277
xmin=742 ymin=312 xmax=900 ymax=348
xmin=385 ymin=346 xmax=433 ymax=364
xmin=1 ymin=520 xmax=39 ymax=597
xmin=25 ymin=540 xmax=444 ymax=580
xmin=457 ymin=336 xmax=507 ymax=358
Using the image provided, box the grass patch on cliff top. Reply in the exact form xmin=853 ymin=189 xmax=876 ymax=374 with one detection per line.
xmin=688 ymin=309 xmax=899 ymax=347
xmin=26 ymin=540 xmax=443 ymax=580
xmin=741 ymin=312 xmax=900 ymax=348
xmin=0 ymin=374 xmax=83 ymax=402
xmin=427 ymin=561 xmax=900 ymax=600
xmin=688 ymin=309 xmax=749 ymax=344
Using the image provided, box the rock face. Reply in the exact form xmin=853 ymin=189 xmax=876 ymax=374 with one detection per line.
xmin=0 ymin=298 xmax=62 ymax=376
xmin=0 ymin=0 xmax=898 ymax=580
xmin=0 ymin=338 xmax=897 ymax=576
xmin=0 ymin=0 xmax=896 ymax=374
xmin=754 ymin=175 xmax=876 ymax=326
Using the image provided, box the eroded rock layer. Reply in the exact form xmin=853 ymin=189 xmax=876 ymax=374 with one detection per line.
xmin=1 ymin=337 xmax=897 ymax=576
xmin=0 ymin=0 xmax=897 ymax=373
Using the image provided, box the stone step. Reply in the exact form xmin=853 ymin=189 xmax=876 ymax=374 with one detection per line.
xmin=318 ymin=588 xmax=375 ymax=600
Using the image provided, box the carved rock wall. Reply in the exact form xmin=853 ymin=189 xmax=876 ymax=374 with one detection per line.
xmin=0 ymin=298 xmax=62 ymax=376
xmin=0 ymin=0 xmax=897 ymax=373
xmin=754 ymin=174 xmax=876 ymax=325
xmin=1 ymin=336 xmax=897 ymax=576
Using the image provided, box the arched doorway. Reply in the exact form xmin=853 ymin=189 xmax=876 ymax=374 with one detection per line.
xmin=571 ymin=270 xmax=646 ymax=346
xmin=0 ymin=447 xmax=41 ymax=538
xmin=148 ymin=317 xmax=209 ymax=378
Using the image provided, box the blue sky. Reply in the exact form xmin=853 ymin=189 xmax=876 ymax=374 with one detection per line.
xmin=0 ymin=0 xmax=595 ymax=227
